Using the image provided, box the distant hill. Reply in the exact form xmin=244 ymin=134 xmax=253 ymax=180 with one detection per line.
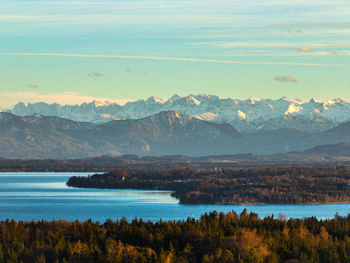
xmin=304 ymin=143 xmax=350 ymax=156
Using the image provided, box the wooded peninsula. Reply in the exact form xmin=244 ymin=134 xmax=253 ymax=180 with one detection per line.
xmin=67 ymin=166 xmax=350 ymax=205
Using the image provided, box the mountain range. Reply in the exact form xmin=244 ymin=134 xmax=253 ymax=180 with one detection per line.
xmin=8 ymin=95 xmax=350 ymax=133
xmin=0 ymin=109 xmax=350 ymax=159
xmin=0 ymin=111 xmax=246 ymax=158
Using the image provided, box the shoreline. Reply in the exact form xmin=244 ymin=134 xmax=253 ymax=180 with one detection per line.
xmin=66 ymin=167 xmax=350 ymax=207
xmin=67 ymin=184 xmax=350 ymax=206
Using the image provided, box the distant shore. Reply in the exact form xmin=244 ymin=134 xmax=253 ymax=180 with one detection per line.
xmin=67 ymin=166 xmax=350 ymax=205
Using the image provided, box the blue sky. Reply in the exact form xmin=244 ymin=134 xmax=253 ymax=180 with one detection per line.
xmin=0 ymin=0 xmax=350 ymax=108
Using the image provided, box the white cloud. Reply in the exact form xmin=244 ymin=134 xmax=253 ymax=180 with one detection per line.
xmin=0 ymin=92 xmax=134 ymax=109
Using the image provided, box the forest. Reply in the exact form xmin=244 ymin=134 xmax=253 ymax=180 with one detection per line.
xmin=0 ymin=154 xmax=345 ymax=172
xmin=67 ymin=166 xmax=350 ymax=205
xmin=2 ymin=210 xmax=350 ymax=262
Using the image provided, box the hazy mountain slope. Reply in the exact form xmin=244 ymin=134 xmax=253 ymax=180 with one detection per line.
xmin=1 ymin=110 xmax=349 ymax=159
xmin=244 ymin=128 xmax=310 ymax=154
xmin=0 ymin=113 xmax=101 ymax=158
xmin=9 ymin=95 xmax=350 ymax=132
xmin=316 ymin=121 xmax=350 ymax=144
xmin=303 ymin=143 xmax=350 ymax=156
xmin=296 ymin=121 xmax=350 ymax=151
xmin=95 ymin=111 xmax=247 ymax=156
xmin=0 ymin=111 xmax=248 ymax=158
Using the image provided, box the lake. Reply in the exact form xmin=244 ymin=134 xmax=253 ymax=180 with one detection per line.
xmin=0 ymin=172 xmax=349 ymax=222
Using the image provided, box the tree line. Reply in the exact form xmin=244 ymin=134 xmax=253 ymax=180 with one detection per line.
xmin=67 ymin=166 xmax=350 ymax=204
xmin=2 ymin=210 xmax=350 ymax=262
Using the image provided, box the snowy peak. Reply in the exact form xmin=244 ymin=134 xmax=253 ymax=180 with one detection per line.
xmin=7 ymin=95 xmax=350 ymax=133
xmin=284 ymin=103 xmax=302 ymax=116
xmin=280 ymin=97 xmax=304 ymax=104
xmin=237 ymin=110 xmax=247 ymax=120
xmin=173 ymin=96 xmax=201 ymax=106
xmin=169 ymin=94 xmax=181 ymax=102
xmin=195 ymin=112 xmax=219 ymax=121
xmin=145 ymin=96 xmax=167 ymax=104
xmin=185 ymin=96 xmax=200 ymax=105
xmin=92 ymin=100 xmax=114 ymax=107
xmin=248 ymin=97 xmax=261 ymax=105
xmin=150 ymin=110 xmax=192 ymax=124
xmin=157 ymin=110 xmax=186 ymax=119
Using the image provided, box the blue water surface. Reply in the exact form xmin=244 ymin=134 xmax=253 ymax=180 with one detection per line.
xmin=0 ymin=172 xmax=349 ymax=222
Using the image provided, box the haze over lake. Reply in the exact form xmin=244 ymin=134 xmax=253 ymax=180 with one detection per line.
xmin=0 ymin=172 xmax=349 ymax=222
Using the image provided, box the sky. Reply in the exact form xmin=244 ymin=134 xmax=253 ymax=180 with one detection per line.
xmin=0 ymin=0 xmax=350 ymax=108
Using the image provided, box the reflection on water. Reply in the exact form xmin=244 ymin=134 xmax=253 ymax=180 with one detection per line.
xmin=0 ymin=172 xmax=349 ymax=222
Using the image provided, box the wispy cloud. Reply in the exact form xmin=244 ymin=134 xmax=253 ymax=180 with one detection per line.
xmin=298 ymin=46 xmax=312 ymax=53
xmin=288 ymin=29 xmax=304 ymax=34
xmin=294 ymin=28 xmax=350 ymax=36
xmin=0 ymin=92 xmax=134 ymax=109
xmin=87 ymin=72 xmax=103 ymax=77
xmin=0 ymin=52 xmax=347 ymax=67
xmin=204 ymin=51 xmax=344 ymax=57
xmin=201 ymin=42 xmax=350 ymax=49
xmin=275 ymin=75 xmax=297 ymax=83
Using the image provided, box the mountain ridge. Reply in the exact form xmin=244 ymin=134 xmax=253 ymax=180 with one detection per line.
xmin=0 ymin=110 xmax=247 ymax=159
xmin=8 ymin=95 xmax=350 ymax=133
xmin=1 ymin=109 xmax=350 ymax=159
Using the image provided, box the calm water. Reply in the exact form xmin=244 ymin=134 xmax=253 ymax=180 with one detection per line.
xmin=0 ymin=172 xmax=350 ymax=222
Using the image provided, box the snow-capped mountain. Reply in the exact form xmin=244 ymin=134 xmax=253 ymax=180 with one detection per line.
xmin=1 ymin=109 xmax=350 ymax=158
xmin=8 ymin=95 xmax=350 ymax=132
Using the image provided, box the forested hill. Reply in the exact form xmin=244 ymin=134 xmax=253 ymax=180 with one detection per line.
xmin=67 ymin=166 xmax=350 ymax=205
